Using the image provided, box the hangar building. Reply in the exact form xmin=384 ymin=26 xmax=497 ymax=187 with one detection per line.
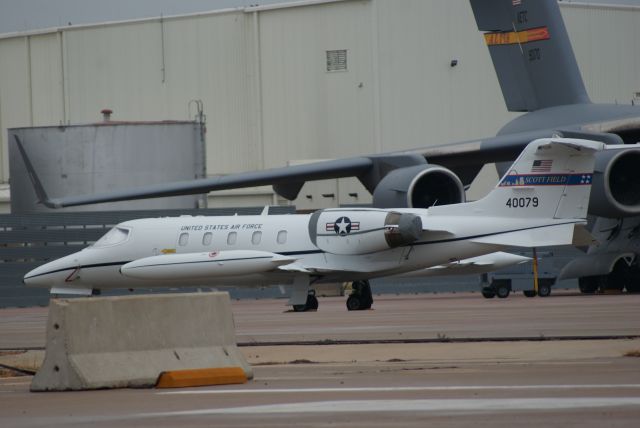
xmin=0 ymin=0 xmax=639 ymax=212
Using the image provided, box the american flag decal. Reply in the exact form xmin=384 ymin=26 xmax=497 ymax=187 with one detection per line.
xmin=532 ymin=159 xmax=553 ymax=172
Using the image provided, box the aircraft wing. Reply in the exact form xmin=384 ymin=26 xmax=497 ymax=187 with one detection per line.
xmin=14 ymin=127 xmax=622 ymax=209
xmin=14 ymin=130 xmax=544 ymax=209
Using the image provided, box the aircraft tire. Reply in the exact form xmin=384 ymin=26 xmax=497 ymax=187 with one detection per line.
xmin=626 ymin=283 xmax=640 ymax=293
xmin=603 ymin=259 xmax=630 ymax=292
xmin=578 ymin=277 xmax=599 ymax=294
xmin=347 ymin=280 xmax=373 ymax=310
xmin=346 ymin=295 xmax=362 ymax=311
xmin=293 ymin=304 xmax=308 ymax=312
xmin=306 ymin=294 xmax=319 ymax=310
xmin=360 ymin=281 xmax=373 ymax=309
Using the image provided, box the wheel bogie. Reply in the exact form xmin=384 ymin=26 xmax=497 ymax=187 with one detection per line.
xmin=291 ymin=292 xmax=319 ymax=312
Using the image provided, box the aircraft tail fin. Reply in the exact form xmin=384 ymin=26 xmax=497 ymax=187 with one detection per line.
xmin=431 ymin=138 xmax=604 ymax=221
xmin=478 ymin=138 xmax=602 ymax=220
xmin=469 ymin=0 xmax=590 ymax=111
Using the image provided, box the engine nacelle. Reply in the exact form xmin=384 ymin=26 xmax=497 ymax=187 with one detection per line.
xmin=372 ymin=164 xmax=465 ymax=208
xmin=589 ymin=147 xmax=640 ymax=218
xmin=309 ymin=209 xmax=422 ymax=255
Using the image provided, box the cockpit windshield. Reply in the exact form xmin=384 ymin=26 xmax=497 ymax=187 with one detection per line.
xmin=93 ymin=227 xmax=130 ymax=248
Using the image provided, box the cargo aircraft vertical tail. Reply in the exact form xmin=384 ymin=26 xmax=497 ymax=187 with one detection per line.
xmin=469 ymin=0 xmax=590 ymax=111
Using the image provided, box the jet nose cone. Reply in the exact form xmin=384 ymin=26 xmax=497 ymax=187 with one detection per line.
xmin=23 ymin=255 xmax=79 ymax=289
xmin=23 ymin=264 xmax=56 ymax=288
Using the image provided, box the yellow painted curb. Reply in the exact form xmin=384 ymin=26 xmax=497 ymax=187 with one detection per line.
xmin=156 ymin=367 xmax=247 ymax=388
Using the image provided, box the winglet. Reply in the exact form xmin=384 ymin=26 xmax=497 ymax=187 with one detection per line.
xmin=13 ymin=135 xmax=61 ymax=209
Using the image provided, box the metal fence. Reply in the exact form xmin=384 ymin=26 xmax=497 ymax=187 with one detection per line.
xmin=0 ymin=206 xmax=295 ymax=308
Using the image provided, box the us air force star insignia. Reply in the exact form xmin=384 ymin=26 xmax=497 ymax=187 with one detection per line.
xmin=334 ymin=217 xmax=352 ymax=236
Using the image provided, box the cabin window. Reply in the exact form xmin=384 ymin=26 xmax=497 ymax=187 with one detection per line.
xmin=252 ymin=231 xmax=262 ymax=245
xmin=202 ymin=232 xmax=212 ymax=246
xmin=227 ymin=231 xmax=237 ymax=245
xmin=277 ymin=230 xmax=287 ymax=244
xmin=178 ymin=232 xmax=189 ymax=246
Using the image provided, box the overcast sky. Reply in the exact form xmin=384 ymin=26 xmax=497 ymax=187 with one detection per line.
xmin=1 ymin=0 xmax=639 ymax=35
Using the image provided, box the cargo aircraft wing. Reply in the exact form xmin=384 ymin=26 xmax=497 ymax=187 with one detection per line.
xmin=13 ymin=0 xmax=640 ymax=211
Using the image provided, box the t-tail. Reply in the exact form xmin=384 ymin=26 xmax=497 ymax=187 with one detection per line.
xmin=427 ymin=138 xmax=605 ymax=248
xmin=469 ymin=0 xmax=590 ymax=111
xmin=472 ymin=138 xmax=603 ymax=220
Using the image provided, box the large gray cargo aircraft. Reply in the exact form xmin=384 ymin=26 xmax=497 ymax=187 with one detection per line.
xmin=16 ymin=0 xmax=640 ymax=293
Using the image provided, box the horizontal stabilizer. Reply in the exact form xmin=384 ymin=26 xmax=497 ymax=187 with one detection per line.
xmin=572 ymin=224 xmax=598 ymax=247
xmin=470 ymin=222 xmax=581 ymax=248
xmin=394 ymin=252 xmax=530 ymax=278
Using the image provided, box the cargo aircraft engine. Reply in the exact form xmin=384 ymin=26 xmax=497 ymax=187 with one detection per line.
xmin=589 ymin=147 xmax=640 ymax=218
xmin=371 ymin=164 xmax=465 ymax=209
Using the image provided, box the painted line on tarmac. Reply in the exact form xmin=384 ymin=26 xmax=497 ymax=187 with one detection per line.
xmin=158 ymin=384 xmax=640 ymax=395
xmin=237 ymin=335 xmax=640 ymax=346
xmin=138 ymin=397 xmax=640 ymax=417
xmin=2 ymin=335 xmax=638 ymax=352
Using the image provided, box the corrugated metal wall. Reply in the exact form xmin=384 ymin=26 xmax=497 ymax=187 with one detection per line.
xmin=561 ymin=4 xmax=640 ymax=105
xmin=0 ymin=0 xmax=639 ymax=208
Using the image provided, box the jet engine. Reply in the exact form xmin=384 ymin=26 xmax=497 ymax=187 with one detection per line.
xmin=371 ymin=164 xmax=465 ymax=208
xmin=309 ymin=209 xmax=423 ymax=255
xmin=588 ymin=147 xmax=640 ymax=218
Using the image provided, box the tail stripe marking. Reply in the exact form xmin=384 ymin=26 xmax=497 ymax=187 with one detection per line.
xmin=484 ymin=26 xmax=550 ymax=46
xmin=499 ymin=173 xmax=593 ymax=187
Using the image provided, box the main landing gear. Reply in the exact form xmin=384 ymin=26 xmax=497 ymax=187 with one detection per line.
xmin=292 ymin=290 xmax=319 ymax=312
xmin=346 ymin=280 xmax=373 ymax=311
xmin=578 ymin=259 xmax=640 ymax=294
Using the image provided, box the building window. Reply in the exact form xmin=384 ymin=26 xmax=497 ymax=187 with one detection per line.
xmin=227 ymin=231 xmax=237 ymax=245
xmin=252 ymin=231 xmax=262 ymax=245
xmin=326 ymin=49 xmax=347 ymax=72
xmin=202 ymin=232 xmax=212 ymax=246
xmin=277 ymin=230 xmax=287 ymax=244
xmin=178 ymin=232 xmax=189 ymax=246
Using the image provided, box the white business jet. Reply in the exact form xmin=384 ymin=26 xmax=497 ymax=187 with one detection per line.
xmin=24 ymin=138 xmax=604 ymax=311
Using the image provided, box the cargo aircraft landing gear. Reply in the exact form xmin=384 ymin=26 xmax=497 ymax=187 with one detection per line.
xmin=578 ymin=258 xmax=640 ymax=294
xmin=346 ymin=280 xmax=373 ymax=311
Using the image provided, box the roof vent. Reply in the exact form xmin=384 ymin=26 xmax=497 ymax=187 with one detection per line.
xmin=101 ymin=109 xmax=113 ymax=122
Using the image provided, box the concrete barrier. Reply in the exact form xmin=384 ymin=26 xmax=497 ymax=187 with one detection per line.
xmin=31 ymin=292 xmax=252 ymax=391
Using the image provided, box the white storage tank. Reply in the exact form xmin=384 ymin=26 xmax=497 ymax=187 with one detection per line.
xmin=9 ymin=117 xmax=206 ymax=213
